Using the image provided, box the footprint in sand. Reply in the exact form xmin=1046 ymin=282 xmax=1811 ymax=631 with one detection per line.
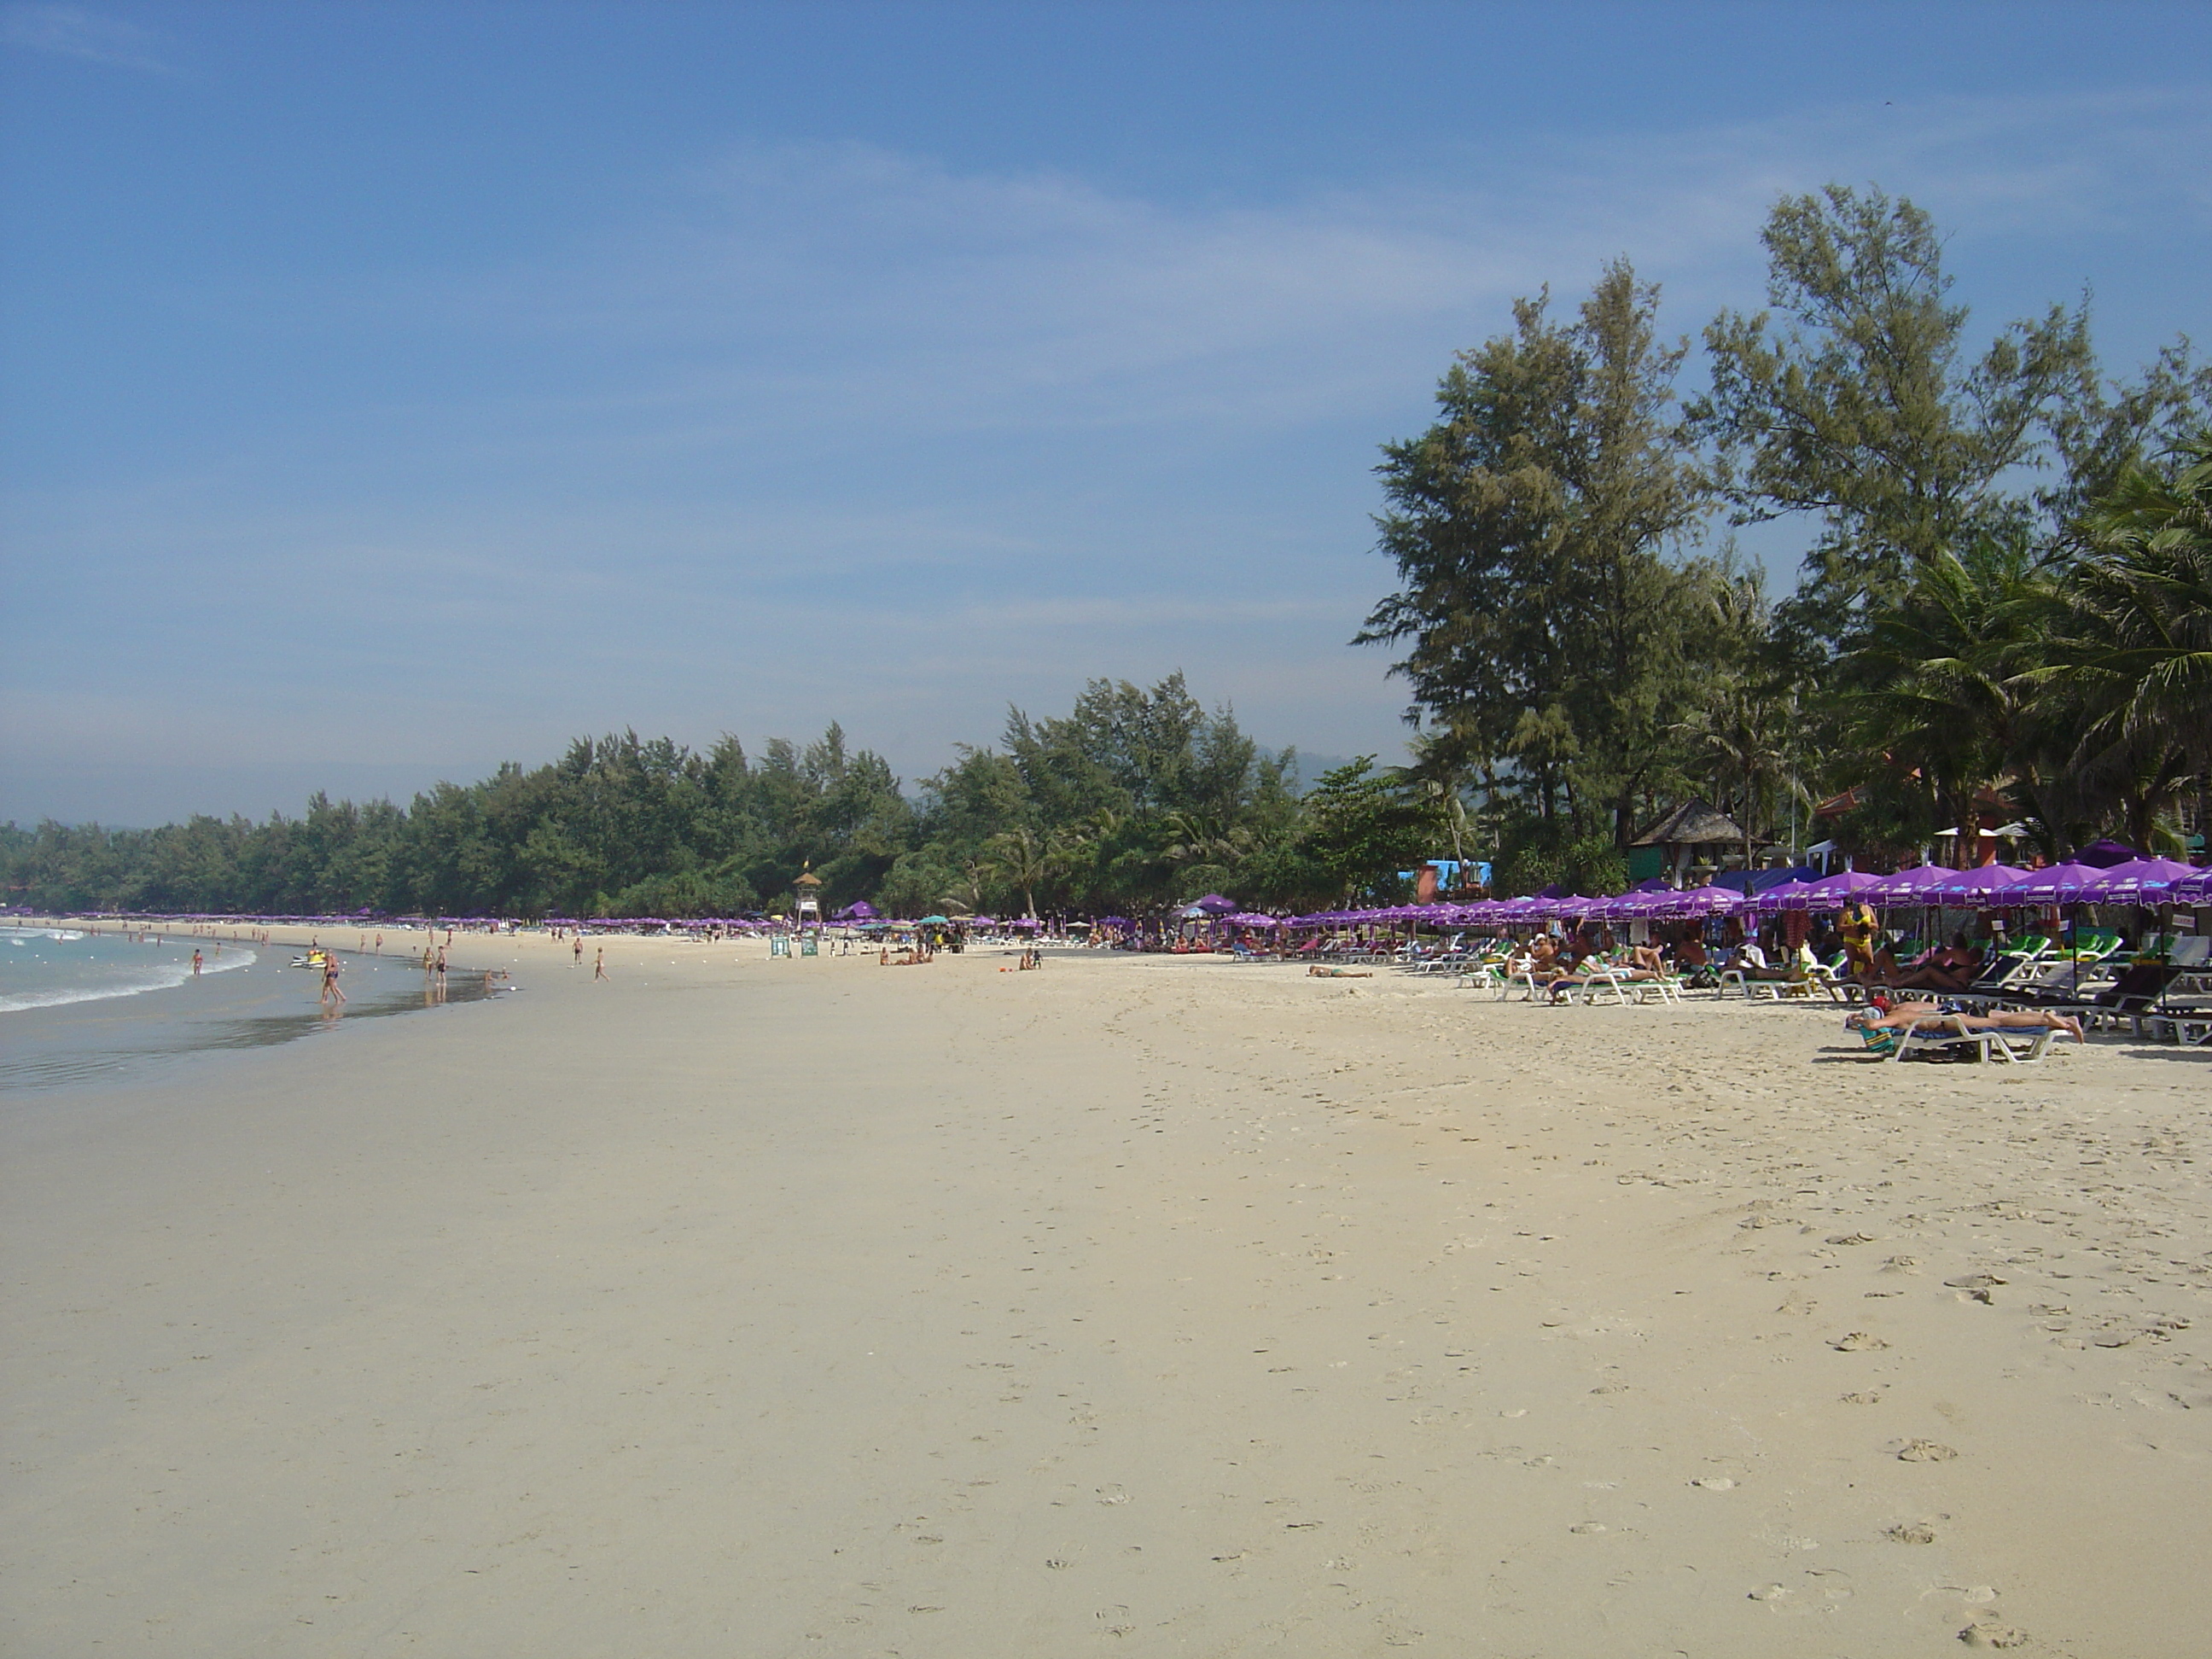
xmin=1959 ymin=1621 xmax=2031 ymax=1649
xmin=1691 ymin=1476 xmax=1736 ymax=1490
xmin=1832 ymin=1331 xmax=1890 ymax=1351
xmin=1885 ymin=1522 xmax=1936 ymax=1544
xmin=1898 ymin=1440 xmax=1959 ymax=1463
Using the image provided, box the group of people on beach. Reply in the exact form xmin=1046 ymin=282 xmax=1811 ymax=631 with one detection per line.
xmin=1401 ymin=908 xmax=2095 ymax=1049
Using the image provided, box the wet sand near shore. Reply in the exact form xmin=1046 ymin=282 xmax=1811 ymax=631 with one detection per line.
xmin=1 ymin=938 xmax=501 ymax=1094
xmin=3 ymin=928 xmax=2207 ymax=1656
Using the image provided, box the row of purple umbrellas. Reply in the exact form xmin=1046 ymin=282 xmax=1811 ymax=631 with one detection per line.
xmin=1263 ymin=856 xmax=2206 ymax=929
xmin=42 ymin=859 xmax=2209 ymax=934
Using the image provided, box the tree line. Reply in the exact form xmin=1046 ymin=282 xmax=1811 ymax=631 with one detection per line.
xmin=5 ymin=183 xmax=2207 ymax=919
xmin=0 ymin=677 xmax=1443 ymax=918
xmin=1362 ymin=183 xmax=2209 ymax=891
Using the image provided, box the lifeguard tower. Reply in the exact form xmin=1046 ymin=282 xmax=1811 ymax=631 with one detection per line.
xmin=794 ymin=866 xmax=824 ymax=956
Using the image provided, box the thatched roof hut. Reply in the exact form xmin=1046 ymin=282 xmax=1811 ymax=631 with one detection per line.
xmin=1627 ymin=798 xmax=1747 ymax=882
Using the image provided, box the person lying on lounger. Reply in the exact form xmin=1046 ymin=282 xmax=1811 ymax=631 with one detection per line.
xmin=1846 ymin=1001 xmax=2083 ymax=1042
xmin=1729 ymin=941 xmax=1793 ymax=981
xmin=1874 ymin=932 xmax=1981 ymax=991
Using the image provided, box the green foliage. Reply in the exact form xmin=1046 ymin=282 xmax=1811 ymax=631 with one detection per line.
xmin=1493 ymin=816 xmax=1629 ymax=899
xmin=1360 ymin=259 xmax=1736 ymax=849
xmin=1234 ymin=759 xmax=1441 ymax=910
xmin=0 ymin=676 xmax=1348 ymax=920
xmin=2 ymin=723 xmax=905 ymax=918
xmin=11 ymin=189 xmax=2209 ymax=917
xmin=2050 ymin=437 xmax=2212 ymax=846
xmin=1691 ymin=183 xmax=2097 ymax=642
xmin=1370 ymin=184 xmax=2211 ymax=876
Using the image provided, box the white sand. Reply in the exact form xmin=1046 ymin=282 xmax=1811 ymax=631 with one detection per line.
xmin=4 ymin=930 xmax=2208 ymax=1656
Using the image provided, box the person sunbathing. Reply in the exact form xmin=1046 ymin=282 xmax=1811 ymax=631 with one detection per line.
xmin=1732 ymin=940 xmax=1792 ymax=981
xmin=1309 ymin=964 xmax=1372 ymax=978
xmin=1886 ymin=934 xmax=1982 ymax=992
xmin=1847 ymin=1001 xmax=2084 ymax=1042
xmin=1526 ymin=936 xmax=1574 ymax=982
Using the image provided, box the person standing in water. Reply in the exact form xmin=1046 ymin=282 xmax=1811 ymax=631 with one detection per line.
xmin=321 ymin=954 xmax=346 ymax=1006
xmin=191 ymin=949 xmax=203 ymax=976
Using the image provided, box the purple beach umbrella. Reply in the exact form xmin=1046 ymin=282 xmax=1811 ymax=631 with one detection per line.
xmin=1754 ymin=878 xmax=1821 ymax=914
xmin=2005 ymin=862 xmax=2108 ymax=905
xmin=2081 ymin=856 xmax=2198 ymax=904
xmin=1795 ymin=870 xmax=1885 ymax=910
xmin=1924 ymin=864 xmax=2032 ymax=907
xmin=1859 ymin=864 xmax=1958 ymax=904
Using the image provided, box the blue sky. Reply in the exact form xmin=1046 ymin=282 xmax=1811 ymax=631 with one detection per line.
xmin=3 ymin=2 xmax=2209 ymax=825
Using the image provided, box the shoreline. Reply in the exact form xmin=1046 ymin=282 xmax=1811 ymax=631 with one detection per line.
xmin=3 ymin=938 xmax=2205 ymax=1654
xmin=0 ymin=921 xmax=511 ymax=1095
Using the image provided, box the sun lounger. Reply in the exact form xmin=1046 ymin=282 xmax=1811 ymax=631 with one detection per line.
xmin=1862 ymin=1015 xmax=2064 ymax=1063
xmin=1721 ymin=968 xmax=1804 ymax=1000
xmin=1875 ymin=1017 xmax=1997 ymax=1063
xmin=1854 ymin=1021 xmax=1981 ymax=1062
xmin=1572 ymin=967 xmax=1635 ymax=1007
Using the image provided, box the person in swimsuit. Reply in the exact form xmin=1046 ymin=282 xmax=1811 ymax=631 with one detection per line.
xmin=1848 ymin=1000 xmax=2081 ymax=1042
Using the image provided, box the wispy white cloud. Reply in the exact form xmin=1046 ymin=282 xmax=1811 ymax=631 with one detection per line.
xmin=7 ymin=79 xmax=2209 ymax=818
xmin=306 ymin=83 xmax=2209 ymax=476
xmin=1 ymin=3 xmax=171 ymax=73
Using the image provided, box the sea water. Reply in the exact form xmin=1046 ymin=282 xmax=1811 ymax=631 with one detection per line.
xmin=0 ymin=928 xmax=503 ymax=1092
xmin=0 ymin=926 xmax=255 ymax=1013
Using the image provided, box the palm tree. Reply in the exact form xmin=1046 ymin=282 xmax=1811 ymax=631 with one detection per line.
xmin=1403 ymin=733 xmax=1481 ymax=884
xmin=981 ymin=826 xmax=1051 ymax=919
xmin=1842 ymin=538 xmax=2057 ymax=864
xmin=1043 ymin=810 xmax=1123 ymax=911
xmin=2058 ymin=437 xmax=2212 ymax=847
xmin=1161 ymin=812 xmax=1254 ymax=869
xmin=1677 ymin=684 xmax=1796 ymax=870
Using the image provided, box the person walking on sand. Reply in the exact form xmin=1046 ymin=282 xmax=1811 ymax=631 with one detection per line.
xmin=594 ymin=947 xmax=609 ymax=981
xmin=574 ymin=934 xmax=584 ymax=967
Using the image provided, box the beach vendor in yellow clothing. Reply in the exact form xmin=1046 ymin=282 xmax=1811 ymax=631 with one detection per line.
xmin=1839 ymin=903 xmax=1881 ymax=983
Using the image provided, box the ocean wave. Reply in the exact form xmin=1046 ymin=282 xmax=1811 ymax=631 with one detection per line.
xmin=0 ymin=948 xmax=258 ymax=1014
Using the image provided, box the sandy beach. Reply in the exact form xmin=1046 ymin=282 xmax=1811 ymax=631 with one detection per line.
xmin=4 ymin=929 xmax=2208 ymax=1656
